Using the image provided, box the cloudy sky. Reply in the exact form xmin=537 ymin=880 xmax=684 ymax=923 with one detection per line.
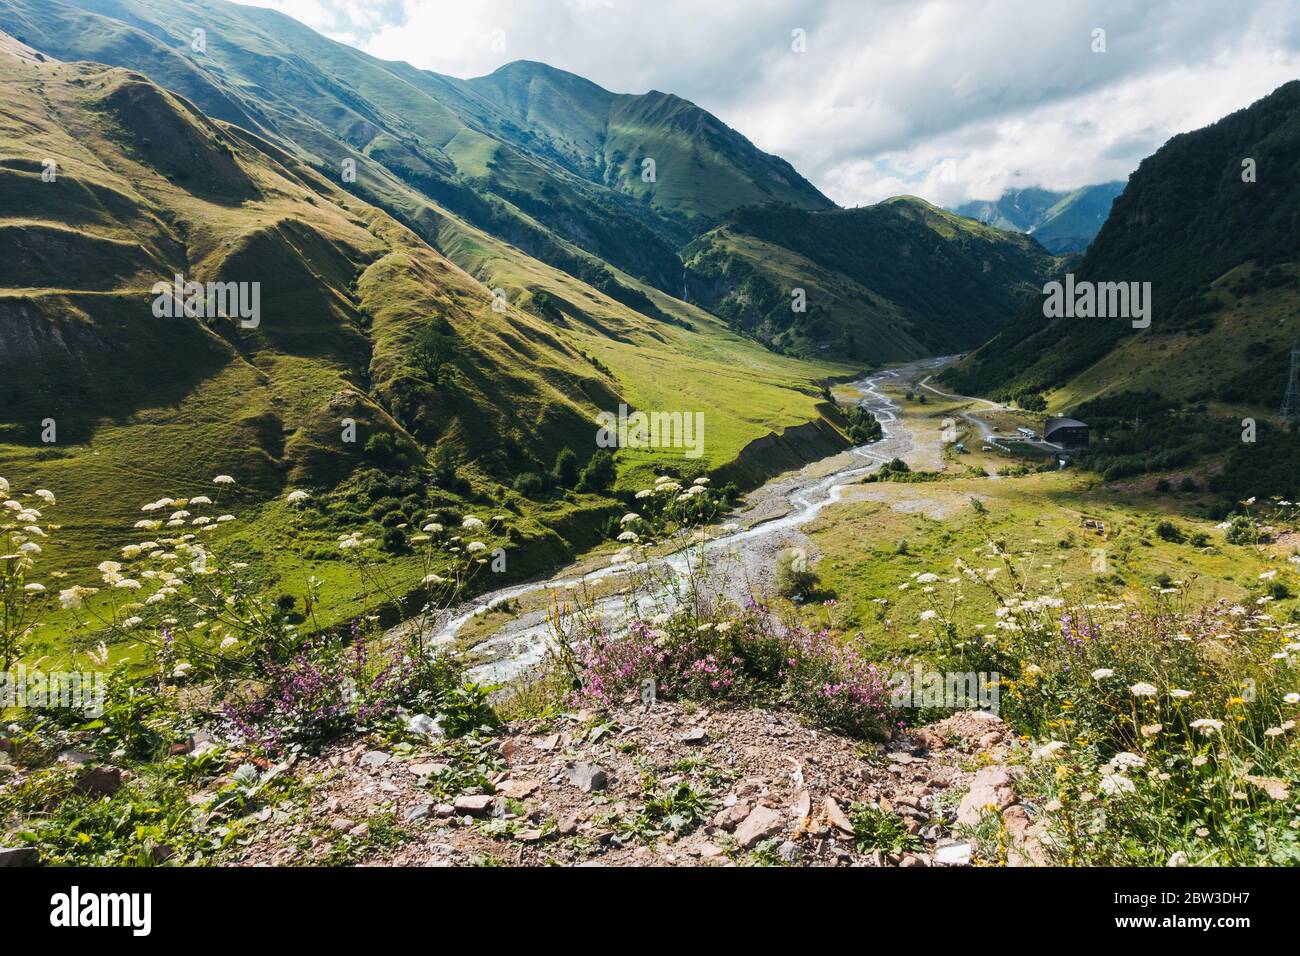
xmin=256 ymin=0 xmax=1300 ymax=207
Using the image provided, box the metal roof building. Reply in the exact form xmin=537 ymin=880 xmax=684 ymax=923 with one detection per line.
xmin=1044 ymin=417 xmax=1089 ymax=450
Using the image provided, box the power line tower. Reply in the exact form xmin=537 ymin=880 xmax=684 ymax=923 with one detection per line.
xmin=1282 ymin=340 xmax=1300 ymax=423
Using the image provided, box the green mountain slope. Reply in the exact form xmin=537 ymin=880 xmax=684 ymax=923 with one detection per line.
xmin=942 ymin=80 xmax=1300 ymax=414
xmin=954 ymin=182 xmax=1124 ymax=253
xmin=0 ymin=0 xmax=828 ymax=295
xmin=683 ymin=197 xmax=1063 ymax=361
xmin=0 ymin=43 xmax=852 ymax=642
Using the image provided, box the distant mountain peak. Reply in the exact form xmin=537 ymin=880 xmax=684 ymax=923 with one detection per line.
xmin=952 ymin=181 xmax=1125 ymax=254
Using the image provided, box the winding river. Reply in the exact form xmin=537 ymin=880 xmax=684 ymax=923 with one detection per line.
xmin=408 ymin=355 xmax=955 ymax=685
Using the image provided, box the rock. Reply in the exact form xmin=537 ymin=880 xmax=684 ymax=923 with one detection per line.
xmin=734 ymin=805 xmax=785 ymax=849
xmin=536 ymin=734 xmax=560 ymax=751
xmin=712 ymin=802 xmax=751 ymax=831
xmin=557 ymin=814 xmax=579 ymax=836
xmin=74 ymin=766 xmax=122 ymax=797
xmin=56 ymin=749 xmax=94 ymax=768
xmin=822 ymin=797 xmax=855 ymax=835
xmin=978 ymin=732 xmax=1003 ymax=750
xmin=434 ymin=804 xmax=456 ymax=819
xmin=329 ymin=817 xmax=353 ymax=831
xmin=0 ymin=846 xmax=38 ymax=867
xmin=564 ymin=760 xmax=609 ymax=792
xmin=777 ymin=841 xmax=802 ymax=864
xmin=698 ymin=842 xmax=726 ymax=859
xmin=900 ymin=853 xmax=928 ymax=867
xmin=347 ymin=822 xmax=370 ymax=838
xmin=679 ymin=728 xmax=708 ymax=745
xmin=496 ymin=778 xmax=541 ymax=800
xmin=453 ymin=794 xmax=494 ymax=816
xmin=406 ymin=714 xmax=444 ymax=738
xmin=403 ymin=803 xmax=433 ymax=823
xmin=791 ymin=790 xmax=811 ymax=822
xmin=956 ymin=765 xmax=1020 ymax=826
xmin=357 ymin=750 xmax=390 ymax=769
xmin=934 ymin=842 xmax=972 ymax=866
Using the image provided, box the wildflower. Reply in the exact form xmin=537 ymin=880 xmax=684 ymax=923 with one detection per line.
xmin=422 ymin=523 xmax=443 ymax=534
xmin=33 ymin=489 xmax=54 ymax=504
xmin=113 ymin=578 xmax=142 ymax=589
xmin=617 ymin=531 xmax=638 ymax=542
xmin=1129 ymin=682 xmax=1157 ymax=697
xmin=1190 ymin=718 xmax=1224 ymax=736
xmin=1140 ymin=723 xmax=1163 ymax=737
xmin=1033 ymin=741 xmax=1067 ymax=760
xmin=467 ymin=541 xmax=487 ymax=553
xmin=421 ymin=574 xmax=446 ymax=585
xmin=1169 ymin=688 xmax=1193 ymax=699
xmin=462 ymin=517 xmax=485 ymax=530
xmin=18 ymin=541 xmax=40 ymax=554
xmin=216 ymin=514 xmax=235 ymax=522
xmin=620 ymin=512 xmax=640 ymax=525
xmin=220 ymin=636 xmax=238 ymax=650
xmin=22 ymin=582 xmax=45 ymax=593
xmin=1091 ymin=668 xmax=1114 ymax=679
xmin=919 ymin=609 xmax=937 ymax=621
xmin=122 ymin=616 xmax=143 ymax=630
xmin=1192 ymin=755 xmax=1209 ymax=767
xmin=1100 ymin=773 xmax=1136 ymax=796
xmin=1284 ymin=693 xmax=1300 ymax=705
xmin=0 ymin=477 xmax=7 ymax=495
xmin=213 ymin=475 xmax=235 ymax=485
xmin=1167 ymin=851 xmax=1189 ymax=867
xmin=285 ymin=490 xmax=310 ymax=505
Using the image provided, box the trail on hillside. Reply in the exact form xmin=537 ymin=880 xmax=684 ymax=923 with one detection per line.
xmin=400 ymin=355 xmax=960 ymax=684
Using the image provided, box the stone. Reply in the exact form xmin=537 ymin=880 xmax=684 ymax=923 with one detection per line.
xmin=453 ymin=794 xmax=494 ymax=816
xmin=822 ymin=797 xmax=855 ymax=835
xmin=791 ymin=790 xmax=811 ymax=822
xmin=0 ymin=846 xmax=38 ymax=867
xmin=679 ymin=728 xmax=708 ymax=745
xmin=536 ymin=734 xmax=560 ymax=751
xmin=956 ymin=765 xmax=1020 ymax=826
xmin=900 ymin=853 xmax=928 ymax=868
xmin=557 ymin=814 xmax=579 ymax=836
xmin=358 ymin=750 xmax=390 ymax=768
xmin=496 ymin=778 xmax=541 ymax=800
xmin=74 ymin=766 xmax=122 ymax=797
xmin=698 ymin=842 xmax=726 ymax=859
xmin=403 ymin=803 xmax=433 ymax=823
xmin=56 ymin=749 xmax=94 ymax=768
xmin=934 ymin=842 xmax=972 ymax=866
xmin=564 ymin=760 xmax=609 ymax=792
xmin=712 ymin=802 xmax=751 ymax=831
xmin=777 ymin=840 xmax=802 ymax=864
xmin=734 ymin=805 xmax=785 ymax=849
xmin=434 ymin=804 xmax=456 ymax=818
xmin=406 ymin=714 xmax=445 ymax=738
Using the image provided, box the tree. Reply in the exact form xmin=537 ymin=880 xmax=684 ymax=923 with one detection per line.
xmin=551 ymin=447 xmax=579 ymax=488
xmin=413 ymin=320 xmax=460 ymax=385
xmin=576 ymin=450 xmax=616 ymax=493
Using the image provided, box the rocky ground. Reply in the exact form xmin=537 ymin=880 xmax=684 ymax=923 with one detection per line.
xmin=226 ymin=701 xmax=1045 ymax=868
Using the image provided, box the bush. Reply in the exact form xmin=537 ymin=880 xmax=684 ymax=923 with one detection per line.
xmin=576 ymin=450 xmax=616 ymax=493
xmin=1154 ymin=520 xmax=1185 ymax=543
xmin=775 ymin=548 xmax=819 ymax=600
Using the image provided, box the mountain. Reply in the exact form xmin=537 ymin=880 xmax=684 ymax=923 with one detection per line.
xmin=0 ymin=37 xmax=855 ymax=630
xmin=953 ymin=182 xmax=1124 ymax=253
xmin=0 ymin=0 xmax=829 ymax=296
xmin=942 ymin=81 xmax=1300 ymax=413
xmin=0 ymin=0 xmax=1054 ymax=369
xmin=683 ymin=197 xmax=1063 ymax=361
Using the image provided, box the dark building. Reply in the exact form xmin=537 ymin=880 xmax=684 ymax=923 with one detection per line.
xmin=1044 ymin=417 xmax=1089 ymax=450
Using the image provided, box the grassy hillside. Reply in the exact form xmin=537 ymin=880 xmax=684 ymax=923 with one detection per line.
xmin=682 ymin=197 xmax=1063 ymax=362
xmin=953 ymin=182 xmax=1124 ymax=254
xmin=0 ymin=45 xmax=852 ymax=660
xmin=943 ymin=80 xmax=1300 ymax=413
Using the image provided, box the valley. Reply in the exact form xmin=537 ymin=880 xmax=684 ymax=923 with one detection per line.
xmin=1 ymin=0 xmax=1298 ymax=877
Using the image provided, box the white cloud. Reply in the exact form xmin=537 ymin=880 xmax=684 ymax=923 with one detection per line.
xmin=255 ymin=0 xmax=1300 ymax=207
